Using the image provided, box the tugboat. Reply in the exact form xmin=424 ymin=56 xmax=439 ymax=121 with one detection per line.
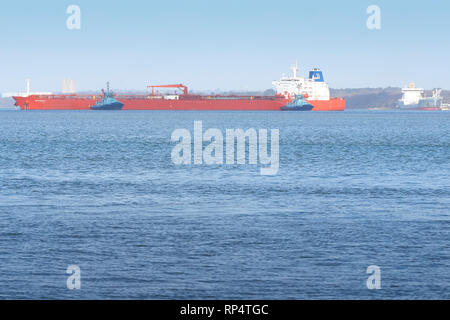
xmin=90 ymin=82 xmax=124 ymax=110
xmin=281 ymin=94 xmax=314 ymax=111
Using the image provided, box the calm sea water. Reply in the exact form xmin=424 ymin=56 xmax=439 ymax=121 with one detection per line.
xmin=0 ymin=110 xmax=449 ymax=299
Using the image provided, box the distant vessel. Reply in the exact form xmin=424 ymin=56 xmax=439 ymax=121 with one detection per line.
xmin=272 ymin=62 xmax=345 ymax=111
xmin=398 ymin=82 xmax=442 ymax=110
xmin=90 ymin=82 xmax=123 ymax=110
xmin=281 ymin=94 xmax=314 ymax=111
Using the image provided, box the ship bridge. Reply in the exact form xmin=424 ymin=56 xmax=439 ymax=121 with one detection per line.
xmin=272 ymin=63 xmax=330 ymax=100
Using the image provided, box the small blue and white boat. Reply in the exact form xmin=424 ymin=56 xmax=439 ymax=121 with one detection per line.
xmin=281 ymin=94 xmax=314 ymax=111
xmin=91 ymin=82 xmax=124 ymax=110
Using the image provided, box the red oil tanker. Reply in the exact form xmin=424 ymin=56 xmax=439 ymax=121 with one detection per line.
xmin=13 ymin=86 xmax=288 ymax=111
xmin=13 ymin=64 xmax=345 ymax=111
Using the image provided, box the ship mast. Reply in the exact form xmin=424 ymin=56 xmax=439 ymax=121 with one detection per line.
xmin=26 ymin=79 xmax=30 ymax=96
xmin=291 ymin=61 xmax=299 ymax=78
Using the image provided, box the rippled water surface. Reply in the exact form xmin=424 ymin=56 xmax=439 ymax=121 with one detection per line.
xmin=0 ymin=110 xmax=449 ymax=299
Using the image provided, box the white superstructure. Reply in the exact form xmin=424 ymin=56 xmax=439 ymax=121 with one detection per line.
xmin=400 ymin=82 xmax=424 ymax=105
xmin=272 ymin=62 xmax=330 ymax=100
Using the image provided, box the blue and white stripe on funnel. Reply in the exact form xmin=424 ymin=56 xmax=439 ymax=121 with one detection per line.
xmin=309 ymin=69 xmax=324 ymax=82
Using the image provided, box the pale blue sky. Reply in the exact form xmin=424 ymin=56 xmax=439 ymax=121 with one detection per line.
xmin=0 ymin=0 xmax=449 ymax=92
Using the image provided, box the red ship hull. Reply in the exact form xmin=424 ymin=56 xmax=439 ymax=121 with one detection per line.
xmin=309 ymin=98 xmax=345 ymax=111
xmin=13 ymin=94 xmax=345 ymax=111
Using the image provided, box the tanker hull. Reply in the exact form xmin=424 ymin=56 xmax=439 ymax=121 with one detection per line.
xmin=13 ymin=95 xmax=288 ymax=111
xmin=121 ymin=96 xmax=287 ymax=111
xmin=13 ymin=95 xmax=96 ymax=110
xmin=13 ymin=95 xmax=345 ymax=111
xmin=309 ymin=98 xmax=345 ymax=111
